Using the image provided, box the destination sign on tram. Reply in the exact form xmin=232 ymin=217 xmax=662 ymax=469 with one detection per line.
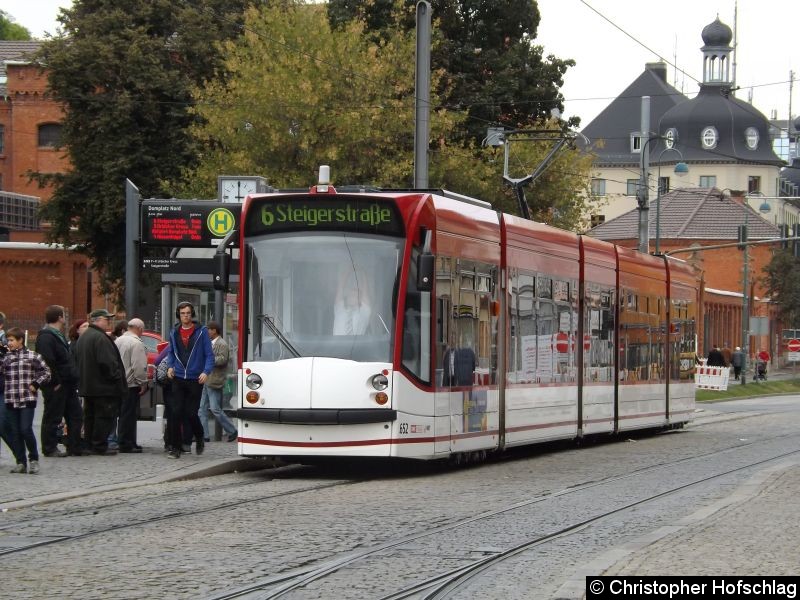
xmin=244 ymin=196 xmax=404 ymax=237
xmin=141 ymin=200 xmax=241 ymax=247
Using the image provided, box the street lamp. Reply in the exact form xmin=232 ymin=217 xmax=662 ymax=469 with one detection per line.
xmin=654 ymin=149 xmax=689 ymax=254
xmin=738 ymin=192 xmax=771 ymax=385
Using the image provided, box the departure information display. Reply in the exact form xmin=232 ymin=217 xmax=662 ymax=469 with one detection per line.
xmin=141 ymin=201 xmax=241 ymax=247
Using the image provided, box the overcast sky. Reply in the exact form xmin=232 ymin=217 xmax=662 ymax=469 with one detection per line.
xmin=4 ymin=0 xmax=798 ymax=128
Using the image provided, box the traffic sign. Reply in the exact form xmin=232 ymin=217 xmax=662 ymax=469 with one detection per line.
xmin=787 ymin=339 xmax=800 ymax=352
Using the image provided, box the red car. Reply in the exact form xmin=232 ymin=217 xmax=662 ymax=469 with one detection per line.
xmin=141 ymin=330 xmax=165 ymax=380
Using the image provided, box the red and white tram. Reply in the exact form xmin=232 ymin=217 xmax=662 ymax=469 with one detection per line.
xmin=229 ymin=169 xmax=699 ymax=461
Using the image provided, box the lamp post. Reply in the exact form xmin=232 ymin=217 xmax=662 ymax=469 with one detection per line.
xmin=739 ymin=192 xmax=771 ymax=385
xmin=654 ymin=148 xmax=689 ymax=254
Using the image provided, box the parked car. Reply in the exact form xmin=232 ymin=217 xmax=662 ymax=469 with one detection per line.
xmin=141 ymin=330 xmax=165 ymax=380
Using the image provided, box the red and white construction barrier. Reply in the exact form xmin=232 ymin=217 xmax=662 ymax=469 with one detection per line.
xmin=695 ymin=365 xmax=730 ymax=391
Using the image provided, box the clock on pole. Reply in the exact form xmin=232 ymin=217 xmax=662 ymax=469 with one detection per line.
xmin=217 ymin=175 xmax=268 ymax=203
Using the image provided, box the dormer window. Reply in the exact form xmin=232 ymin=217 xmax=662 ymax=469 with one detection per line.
xmin=701 ymin=126 xmax=718 ymax=149
xmin=745 ymin=127 xmax=759 ymax=150
xmin=664 ymin=128 xmax=677 ymax=149
xmin=631 ymin=132 xmax=642 ymax=153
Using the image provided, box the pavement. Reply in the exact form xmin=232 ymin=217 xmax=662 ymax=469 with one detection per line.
xmin=0 ymin=412 xmax=270 ymax=511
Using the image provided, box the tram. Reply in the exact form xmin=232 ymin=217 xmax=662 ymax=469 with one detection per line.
xmin=226 ymin=167 xmax=699 ymax=461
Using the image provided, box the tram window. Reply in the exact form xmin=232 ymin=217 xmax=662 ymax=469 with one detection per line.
xmin=438 ymin=256 xmax=497 ymax=387
xmin=584 ymin=285 xmax=615 ymax=382
xmin=402 ymin=247 xmax=431 ymax=383
xmin=509 ymin=270 xmax=576 ymax=384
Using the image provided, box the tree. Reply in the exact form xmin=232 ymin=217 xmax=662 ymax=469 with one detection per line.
xmin=183 ymin=2 xmax=460 ymax=193
xmin=0 ymin=11 xmax=32 ymax=40
xmin=762 ymin=250 xmax=800 ymax=327
xmin=34 ymin=0 xmax=253 ymax=304
xmin=327 ymin=0 xmax=578 ymax=143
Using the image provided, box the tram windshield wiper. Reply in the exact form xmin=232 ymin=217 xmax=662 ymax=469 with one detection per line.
xmin=257 ymin=313 xmax=302 ymax=358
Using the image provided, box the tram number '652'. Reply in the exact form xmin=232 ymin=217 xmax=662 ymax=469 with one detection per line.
xmin=399 ymin=423 xmax=409 ymax=435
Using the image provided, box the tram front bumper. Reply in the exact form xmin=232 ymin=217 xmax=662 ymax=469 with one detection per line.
xmin=235 ymin=407 xmax=397 ymax=425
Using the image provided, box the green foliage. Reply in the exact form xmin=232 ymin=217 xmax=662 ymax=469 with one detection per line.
xmin=0 ymin=11 xmax=32 ymax=40
xmin=34 ymin=0 xmax=251 ymax=304
xmin=183 ymin=2 xmax=452 ymax=193
xmin=761 ymin=249 xmax=800 ymax=326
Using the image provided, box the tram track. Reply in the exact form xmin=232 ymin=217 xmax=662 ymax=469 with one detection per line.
xmin=0 ymin=472 xmax=363 ymax=557
xmin=205 ymin=435 xmax=800 ymax=600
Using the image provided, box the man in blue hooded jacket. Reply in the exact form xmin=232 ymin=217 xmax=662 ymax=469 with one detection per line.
xmin=165 ymin=301 xmax=214 ymax=459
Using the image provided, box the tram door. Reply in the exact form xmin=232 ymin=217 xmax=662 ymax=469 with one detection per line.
xmin=435 ymin=255 xmax=498 ymax=455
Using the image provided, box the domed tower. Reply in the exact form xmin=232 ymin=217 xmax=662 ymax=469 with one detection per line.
xmin=655 ymin=16 xmax=783 ymax=188
xmin=700 ymin=16 xmax=733 ymax=87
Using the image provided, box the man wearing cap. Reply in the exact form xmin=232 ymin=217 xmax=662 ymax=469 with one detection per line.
xmin=114 ymin=318 xmax=148 ymax=453
xmin=73 ymin=309 xmax=127 ymax=455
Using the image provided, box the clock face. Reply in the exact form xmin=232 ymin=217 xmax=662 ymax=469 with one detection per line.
xmin=221 ymin=179 xmax=257 ymax=203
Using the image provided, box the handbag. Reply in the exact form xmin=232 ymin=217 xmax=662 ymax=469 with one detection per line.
xmin=156 ymin=360 xmax=170 ymax=385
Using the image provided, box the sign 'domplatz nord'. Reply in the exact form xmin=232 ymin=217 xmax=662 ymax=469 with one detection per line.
xmin=141 ymin=200 xmax=240 ymax=247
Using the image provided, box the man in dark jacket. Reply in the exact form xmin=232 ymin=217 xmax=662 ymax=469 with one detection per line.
xmin=36 ymin=305 xmax=85 ymax=457
xmin=165 ymin=301 xmax=214 ymax=459
xmin=73 ymin=309 xmax=127 ymax=455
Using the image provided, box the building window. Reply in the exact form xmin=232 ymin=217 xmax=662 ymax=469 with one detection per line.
xmin=38 ymin=123 xmax=63 ymax=148
xmin=630 ymin=133 xmax=642 ymax=153
xmin=626 ymin=179 xmax=639 ymax=196
xmin=591 ymin=178 xmax=606 ymax=196
xmin=664 ymin=128 xmax=677 ymax=149
xmin=0 ymin=124 xmax=4 ymax=154
xmin=748 ymin=176 xmax=761 ymax=194
xmin=701 ymin=126 xmax=718 ymax=149
xmin=658 ymin=176 xmax=670 ymax=195
xmin=745 ymin=127 xmax=759 ymax=150
xmin=590 ymin=215 xmax=606 ymax=228
xmin=699 ymin=176 xmax=717 ymax=188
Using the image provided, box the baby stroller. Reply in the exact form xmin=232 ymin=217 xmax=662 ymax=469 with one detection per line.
xmin=755 ymin=359 xmax=768 ymax=381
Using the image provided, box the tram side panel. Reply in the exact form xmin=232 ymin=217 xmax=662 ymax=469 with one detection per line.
xmin=502 ymin=217 xmax=581 ymax=447
xmin=580 ymin=237 xmax=618 ymax=436
xmin=616 ymin=248 xmax=669 ymax=431
xmin=667 ymin=259 xmax=700 ymax=425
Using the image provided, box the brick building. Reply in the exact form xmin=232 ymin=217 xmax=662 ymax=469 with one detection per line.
xmin=1 ymin=41 xmax=107 ymax=331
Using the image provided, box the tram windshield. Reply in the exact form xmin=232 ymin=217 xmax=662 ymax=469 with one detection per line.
xmin=244 ymin=232 xmax=403 ymax=363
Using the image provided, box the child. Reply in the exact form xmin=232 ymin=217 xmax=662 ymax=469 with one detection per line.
xmin=1 ymin=327 xmax=51 ymax=474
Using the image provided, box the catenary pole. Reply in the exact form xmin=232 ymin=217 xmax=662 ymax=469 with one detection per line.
xmin=413 ymin=2 xmax=431 ymax=188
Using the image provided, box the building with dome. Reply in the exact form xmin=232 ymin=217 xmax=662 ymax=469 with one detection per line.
xmin=583 ymin=16 xmax=792 ymax=226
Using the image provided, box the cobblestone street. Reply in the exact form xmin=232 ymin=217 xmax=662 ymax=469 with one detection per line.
xmin=1 ymin=397 xmax=798 ymax=599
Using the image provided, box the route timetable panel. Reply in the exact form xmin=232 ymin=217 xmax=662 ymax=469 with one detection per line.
xmin=141 ymin=200 xmax=241 ymax=247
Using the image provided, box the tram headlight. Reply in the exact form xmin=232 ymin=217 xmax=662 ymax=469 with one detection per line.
xmin=246 ymin=373 xmax=263 ymax=390
xmin=371 ymin=373 xmax=389 ymax=391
